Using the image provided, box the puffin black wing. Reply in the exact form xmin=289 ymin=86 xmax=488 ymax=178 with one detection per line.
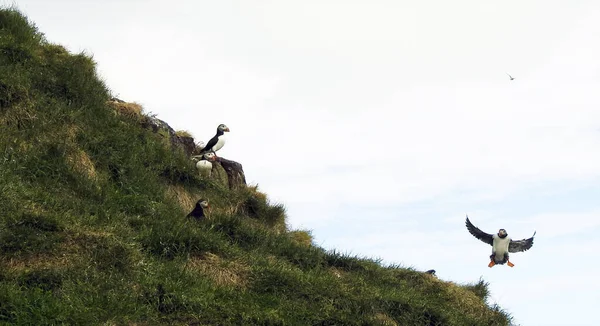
xmin=186 ymin=200 xmax=205 ymax=219
xmin=465 ymin=216 xmax=494 ymax=246
xmin=201 ymin=134 xmax=219 ymax=153
xmin=508 ymin=231 xmax=536 ymax=253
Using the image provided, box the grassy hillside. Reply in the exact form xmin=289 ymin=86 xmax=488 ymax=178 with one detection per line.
xmin=0 ymin=8 xmax=511 ymax=325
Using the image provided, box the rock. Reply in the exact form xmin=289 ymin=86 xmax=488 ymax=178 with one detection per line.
xmin=177 ymin=136 xmax=196 ymax=157
xmin=216 ymin=157 xmax=246 ymax=189
xmin=140 ymin=115 xmax=178 ymax=144
xmin=109 ymin=97 xmax=125 ymax=103
xmin=140 ymin=115 xmax=195 ymax=156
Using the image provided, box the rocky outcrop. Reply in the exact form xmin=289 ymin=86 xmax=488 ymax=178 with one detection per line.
xmin=217 ymin=157 xmax=247 ymax=190
xmin=109 ymin=97 xmax=247 ymax=190
xmin=139 ymin=115 xmax=181 ymax=150
xmin=177 ymin=136 xmax=196 ymax=157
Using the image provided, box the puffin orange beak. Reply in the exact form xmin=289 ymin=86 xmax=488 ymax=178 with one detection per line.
xmin=225 ymin=127 xmax=230 ymax=132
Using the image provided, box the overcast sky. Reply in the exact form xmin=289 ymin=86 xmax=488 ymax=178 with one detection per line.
xmin=8 ymin=1 xmax=600 ymax=325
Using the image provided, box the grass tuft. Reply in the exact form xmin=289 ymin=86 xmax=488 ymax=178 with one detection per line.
xmin=186 ymin=252 xmax=249 ymax=288
xmin=107 ymin=99 xmax=143 ymax=119
xmin=462 ymin=277 xmax=491 ymax=301
xmin=238 ymin=187 xmax=287 ymax=231
xmin=289 ymin=229 xmax=313 ymax=247
xmin=175 ymin=130 xmax=192 ymax=138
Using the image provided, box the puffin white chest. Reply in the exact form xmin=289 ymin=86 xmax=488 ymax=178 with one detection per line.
xmin=492 ymin=235 xmax=511 ymax=257
xmin=213 ymin=135 xmax=226 ymax=152
xmin=196 ymin=160 xmax=213 ymax=176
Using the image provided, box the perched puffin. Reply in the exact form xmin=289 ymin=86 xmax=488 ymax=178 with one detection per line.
xmin=425 ymin=269 xmax=436 ymax=276
xmin=200 ymin=124 xmax=230 ymax=157
xmin=187 ymin=199 xmax=210 ymax=220
xmin=194 ymin=152 xmax=216 ymax=177
xmin=465 ymin=216 xmax=536 ymax=268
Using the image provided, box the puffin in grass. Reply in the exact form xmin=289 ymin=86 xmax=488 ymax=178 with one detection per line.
xmin=200 ymin=124 xmax=230 ymax=157
xmin=187 ymin=199 xmax=210 ymax=220
xmin=465 ymin=216 xmax=536 ymax=268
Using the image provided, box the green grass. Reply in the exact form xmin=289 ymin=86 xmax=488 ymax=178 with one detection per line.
xmin=0 ymin=7 xmax=512 ymax=325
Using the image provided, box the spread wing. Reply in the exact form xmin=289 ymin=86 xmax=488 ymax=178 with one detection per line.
xmin=465 ymin=216 xmax=494 ymax=246
xmin=508 ymin=231 xmax=536 ymax=253
xmin=201 ymin=134 xmax=219 ymax=153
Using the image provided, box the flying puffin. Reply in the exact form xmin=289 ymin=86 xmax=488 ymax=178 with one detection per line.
xmin=506 ymin=73 xmax=515 ymax=81
xmin=193 ymin=152 xmax=216 ymax=177
xmin=465 ymin=216 xmax=536 ymax=268
xmin=200 ymin=124 xmax=230 ymax=157
xmin=187 ymin=199 xmax=210 ymax=220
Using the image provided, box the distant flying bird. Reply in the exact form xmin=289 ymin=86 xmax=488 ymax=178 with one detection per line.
xmin=200 ymin=124 xmax=230 ymax=157
xmin=465 ymin=216 xmax=536 ymax=268
xmin=187 ymin=199 xmax=210 ymax=220
xmin=506 ymin=73 xmax=515 ymax=81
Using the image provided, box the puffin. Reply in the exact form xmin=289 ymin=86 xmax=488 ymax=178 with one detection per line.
xmin=187 ymin=199 xmax=210 ymax=220
xmin=425 ymin=269 xmax=436 ymax=276
xmin=200 ymin=124 xmax=230 ymax=157
xmin=465 ymin=216 xmax=536 ymax=268
xmin=506 ymin=73 xmax=515 ymax=81
xmin=194 ymin=152 xmax=216 ymax=177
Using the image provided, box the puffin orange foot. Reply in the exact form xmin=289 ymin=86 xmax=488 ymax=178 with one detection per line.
xmin=507 ymin=261 xmax=514 ymax=267
xmin=488 ymin=261 xmax=496 ymax=268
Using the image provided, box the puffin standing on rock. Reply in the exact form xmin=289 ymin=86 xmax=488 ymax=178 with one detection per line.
xmin=465 ymin=216 xmax=536 ymax=268
xmin=193 ymin=152 xmax=216 ymax=177
xmin=187 ymin=199 xmax=210 ymax=220
xmin=200 ymin=124 xmax=230 ymax=157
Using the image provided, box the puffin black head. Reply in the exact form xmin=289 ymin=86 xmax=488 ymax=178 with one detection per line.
xmin=425 ymin=269 xmax=436 ymax=276
xmin=187 ymin=198 xmax=210 ymax=220
xmin=217 ymin=124 xmax=230 ymax=134
xmin=498 ymin=229 xmax=508 ymax=238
